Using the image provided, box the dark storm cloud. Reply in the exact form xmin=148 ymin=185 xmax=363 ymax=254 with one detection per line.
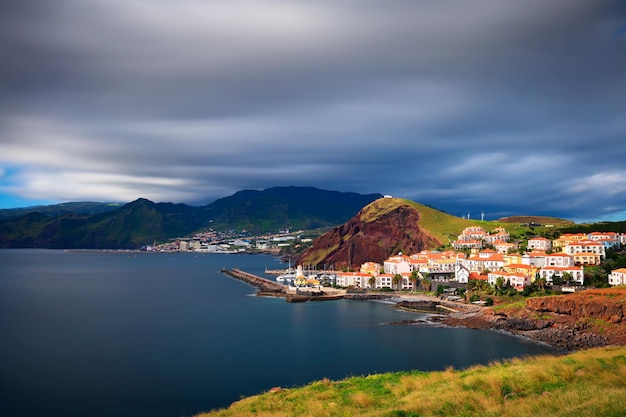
xmin=0 ymin=0 xmax=625 ymax=221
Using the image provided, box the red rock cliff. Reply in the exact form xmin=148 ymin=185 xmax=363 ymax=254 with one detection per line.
xmin=298 ymin=198 xmax=441 ymax=269
xmin=526 ymin=289 xmax=626 ymax=324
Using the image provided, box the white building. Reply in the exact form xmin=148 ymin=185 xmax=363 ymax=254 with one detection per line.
xmin=587 ymin=232 xmax=620 ymax=248
xmin=528 ymin=237 xmax=552 ymax=251
xmin=383 ymin=254 xmax=412 ymax=275
xmin=487 ymin=271 xmax=531 ymax=290
xmin=462 ymin=250 xmax=505 ymax=273
xmin=522 ymin=252 xmax=546 ymax=268
xmin=564 ymin=240 xmax=606 ymax=258
xmin=539 ymin=266 xmax=584 ymax=285
xmin=608 ymin=268 xmax=626 ymax=286
xmin=335 ymin=272 xmax=372 ymax=288
xmin=455 ymin=264 xmax=471 ymax=283
xmin=544 ymin=253 xmax=575 ymax=268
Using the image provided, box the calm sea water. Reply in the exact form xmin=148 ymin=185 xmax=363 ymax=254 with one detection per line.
xmin=0 ymin=250 xmax=556 ymax=417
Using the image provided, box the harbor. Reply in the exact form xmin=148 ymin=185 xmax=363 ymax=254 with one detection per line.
xmin=222 ymin=268 xmax=354 ymax=302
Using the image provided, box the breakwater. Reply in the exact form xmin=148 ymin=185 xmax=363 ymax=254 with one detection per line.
xmin=221 ymin=268 xmax=285 ymax=294
xmin=221 ymin=268 xmax=347 ymax=302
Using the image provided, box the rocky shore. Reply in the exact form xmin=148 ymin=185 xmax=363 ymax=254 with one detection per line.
xmin=436 ymin=288 xmax=626 ymax=351
xmin=438 ymin=309 xmax=609 ymax=351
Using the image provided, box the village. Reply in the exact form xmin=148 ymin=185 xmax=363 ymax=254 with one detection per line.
xmin=303 ymin=226 xmax=626 ymax=294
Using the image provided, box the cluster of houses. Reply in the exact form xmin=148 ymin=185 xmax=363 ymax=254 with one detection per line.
xmin=333 ymin=227 xmax=626 ymax=291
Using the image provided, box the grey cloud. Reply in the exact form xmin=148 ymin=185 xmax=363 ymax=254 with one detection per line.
xmin=0 ymin=0 xmax=625 ymax=220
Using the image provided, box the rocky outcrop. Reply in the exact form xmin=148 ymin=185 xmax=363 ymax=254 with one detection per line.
xmin=298 ymin=198 xmax=440 ymax=269
xmin=526 ymin=289 xmax=626 ymax=324
xmin=442 ymin=289 xmax=626 ymax=351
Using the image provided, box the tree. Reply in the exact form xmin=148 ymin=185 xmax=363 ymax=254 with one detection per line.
xmin=495 ymin=276 xmax=505 ymax=294
xmin=552 ymin=274 xmax=564 ymax=286
xmin=562 ymin=272 xmax=573 ymax=286
xmin=410 ymin=270 xmax=419 ymax=291
xmin=368 ymin=275 xmax=376 ymax=290
xmin=392 ymin=274 xmax=402 ymax=291
xmin=436 ymin=284 xmax=445 ymax=296
xmin=536 ymin=277 xmax=547 ymax=293
xmin=422 ymin=278 xmax=432 ymax=292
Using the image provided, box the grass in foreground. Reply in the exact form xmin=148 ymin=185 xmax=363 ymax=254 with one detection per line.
xmin=196 ymin=346 xmax=626 ymax=417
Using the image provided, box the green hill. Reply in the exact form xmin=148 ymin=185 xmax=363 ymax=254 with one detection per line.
xmin=496 ymin=215 xmax=574 ymax=226
xmin=0 ymin=201 xmax=122 ymax=220
xmin=196 ymin=346 xmax=626 ymax=417
xmin=0 ymin=198 xmax=207 ymax=249
xmin=0 ymin=187 xmax=382 ymax=248
xmin=369 ymin=198 xmax=484 ymax=244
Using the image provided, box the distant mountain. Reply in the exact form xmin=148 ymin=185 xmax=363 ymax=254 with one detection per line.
xmin=202 ymin=186 xmax=382 ymax=233
xmin=0 ymin=187 xmax=382 ymax=249
xmin=298 ymin=197 xmax=478 ymax=269
xmin=496 ymin=215 xmax=574 ymax=226
xmin=0 ymin=201 xmax=122 ymax=220
xmin=0 ymin=199 xmax=207 ymax=249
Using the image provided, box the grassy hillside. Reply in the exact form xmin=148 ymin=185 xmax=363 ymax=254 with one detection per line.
xmin=559 ymin=220 xmax=626 ymax=234
xmin=0 ymin=201 xmax=122 ymax=220
xmin=361 ymin=198 xmax=488 ymax=246
xmin=496 ymin=215 xmax=574 ymax=226
xmin=197 ymin=346 xmax=626 ymax=417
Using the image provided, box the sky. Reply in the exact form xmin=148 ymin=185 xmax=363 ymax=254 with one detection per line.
xmin=1 ymin=1 xmax=625 ymax=223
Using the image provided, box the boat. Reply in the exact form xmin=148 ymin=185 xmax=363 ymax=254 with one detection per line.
xmin=276 ymin=273 xmax=296 ymax=284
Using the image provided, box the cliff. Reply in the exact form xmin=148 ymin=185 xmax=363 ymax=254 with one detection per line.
xmin=298 ymin=198 xmax=442 ymax=269
xmin=444 ymin=288 xmax=626 ymax=350
xmin=526 ymin=288 xmax=626 ymax=324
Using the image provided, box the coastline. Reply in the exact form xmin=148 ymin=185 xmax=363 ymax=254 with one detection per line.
xmin=222 ymin=268 xmax=624 ymax=352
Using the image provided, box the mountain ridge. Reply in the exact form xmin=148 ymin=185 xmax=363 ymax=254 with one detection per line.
xmin=0 ymin=187 xmax=382 ymax=248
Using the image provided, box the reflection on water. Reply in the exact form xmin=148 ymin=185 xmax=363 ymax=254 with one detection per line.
xmin=0 ymin=250 xmax=556 ymax=417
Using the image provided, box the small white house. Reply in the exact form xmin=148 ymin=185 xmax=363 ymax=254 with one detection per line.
xmin=539 ymin=266 xmax=584 ymax=285
xmin=528 ymin=237 xmax=552 ymax=251
xmin=609 ymin=268 xmax=626 ymax=286
xmin=455 ymin=264 xmax=471 ymax=283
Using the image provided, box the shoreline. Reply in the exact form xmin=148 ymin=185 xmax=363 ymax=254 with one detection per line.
xmin=222 ymin=268 xmax=622 ymax=352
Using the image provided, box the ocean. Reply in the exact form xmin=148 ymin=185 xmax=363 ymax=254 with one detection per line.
xmin=0 ymin=250 xmax=557 ymax=417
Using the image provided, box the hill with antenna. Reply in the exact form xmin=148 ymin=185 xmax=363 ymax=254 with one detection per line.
xmin=298 ymin=197 xmax=481 ymax=269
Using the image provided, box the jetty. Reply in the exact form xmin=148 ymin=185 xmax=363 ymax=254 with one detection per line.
xmin=221 ymin=268 xmax=285 ymax=294
xmin=221 ymin=268 xmax=347 ymax=302
xmin=264 ymin=268 xmax=338 ymax=276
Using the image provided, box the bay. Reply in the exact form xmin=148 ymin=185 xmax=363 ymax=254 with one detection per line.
xmin=0 ymin=250 xmax=556 ymax=417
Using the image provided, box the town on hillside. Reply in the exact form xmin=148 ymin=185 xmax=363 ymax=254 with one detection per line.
xmin=328 ymin=227 xmax=626 ymax=297
xmin=162 ymin=224 xmax=626 ymax=296
xmin=146 ymin=227 xmax=313 ymax=255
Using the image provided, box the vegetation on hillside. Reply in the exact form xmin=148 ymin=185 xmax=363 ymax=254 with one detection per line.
xmin=359 ymin=198 xmax=542 ymax=249
xmin=0 ymin=201 xmax=121 ymax=220
xmin=496 ymin=215 xmax=574 ymax=226
xmin=0 ymin=187 xmax=381 ymax=248
xmin=559 ymin=220 xmax=626 ymax=234
xmin=197 ymin=346 xmax=626 ymax=417
xmin=359 ymin=198 xmax=479 ymax=245
xmin=203 ymin=186 xmax=381 ymax=233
